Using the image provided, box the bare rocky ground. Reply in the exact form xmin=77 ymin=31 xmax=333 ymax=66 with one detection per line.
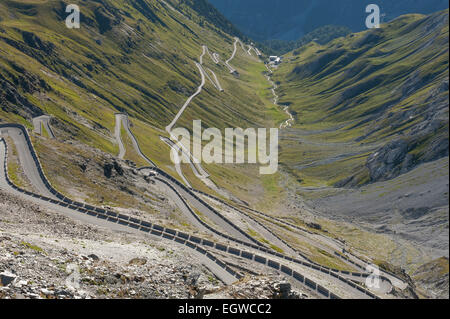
xmin=274 ymin=164 xmax=449 ymax=299
xmin=302 ymin=158 xmax=449 ymax=263
xmin=204 ymin=278 xmax=306 ymax=299
xmin=0 ymin=190 xmax=306 ymax=299
xmin=412 ymin=257 xmax=449 ymax=299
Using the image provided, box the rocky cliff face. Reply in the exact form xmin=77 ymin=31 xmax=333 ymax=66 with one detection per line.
xmin=0 ymin=58 xmax=50 ymax=120
xmin=365 ymin=76 xmax=449 ymax=184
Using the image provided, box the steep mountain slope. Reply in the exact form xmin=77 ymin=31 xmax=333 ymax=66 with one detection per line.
xmin=273 ymin=11 xmax=448 ymax=261
xmin=276 ymin=11 xmax=449 ymax=187
xmin=179 ymin=0 xmax=245 ymax=39
xmin=210 ymin=0 xmax=449 ymax=41
xmin=0 ymin=0 xmax=286 ymax=209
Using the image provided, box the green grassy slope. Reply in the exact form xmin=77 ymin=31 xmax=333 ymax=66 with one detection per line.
xmin=0 ymin=0 xmax=286 ymax=209
xmin=274 ymin=10 xmax=449 ymax=188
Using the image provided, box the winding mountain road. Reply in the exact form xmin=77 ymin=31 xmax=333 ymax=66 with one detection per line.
xmin=199 ymin=46 xmax=224 ymax=92
xmin=0 ymin=123 xmax=394 ymax=298
xmin=203 ymin=45 xmax=219 ymax=64
xmin=132 ymin=38 xmax=400 ymax=295
xmin=0 ymin=125 xmax=56 ymax=199
xmin=113 ymin=114 xmax=260 ymax=246
xmin=0 ymin=139 xmax=238 ymax=285
xmin=225 ymin=38 xmax=239 ymax=73
xmin=32 ymin=115 xmax=55 ymax=139
xmin=115 ymin=113 xmax=156 ymax=166
xmin=265 ymin=65 xmax=294 ymax=129
xmin=0 ymin=130 xmax=351 ymax=298
xmin=159 ymin=136 xmax=192 ymax=188
xmin=165 ymin=62 xmax=205 ymax=134
xmin=238 ymin=39 xmax=249 ymax=55
xmin=207 ymin=67 xmax=224 ymax=92
xmin=162 ymin=45 xmax=223 ymax=190
xmin=247 ymin=45 xmax=253 ymax=56
xmin=237 ymin=203 xmax=407 ymax=291
xmin=114 ymin=114 xmax=127 ymax=159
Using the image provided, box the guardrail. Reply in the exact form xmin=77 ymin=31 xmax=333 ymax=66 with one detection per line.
xmin=139 ymin=172 xmax=383 ymax=298
xmin=191 ymin=189 xmax=392 ymax=289
xmin=1 ymin=123 xmax=263 ymax=253
xmin=228 ymin=196 xmax=403 ymax=285
xmin=140 ymin=166 xmax=265 ymax=248
xmin=193 ymin=189 xmax=314 ymax=261
xmin=0 ymin=123 xmax=61 ymax=199
xmin=222 ymin=195 xmax=400 ymax=281
xmin=152 ymin=178 xmax=379 ymax=299
xmin=155 ymin=176 xmax=262 ymax=248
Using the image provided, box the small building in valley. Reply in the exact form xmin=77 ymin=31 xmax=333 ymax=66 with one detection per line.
xmin=268 ymin=56 xmax=282 ymax=66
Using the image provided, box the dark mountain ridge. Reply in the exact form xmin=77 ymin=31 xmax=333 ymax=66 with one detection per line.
xmin=209 ymin=0 xmax=449 ymax=41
